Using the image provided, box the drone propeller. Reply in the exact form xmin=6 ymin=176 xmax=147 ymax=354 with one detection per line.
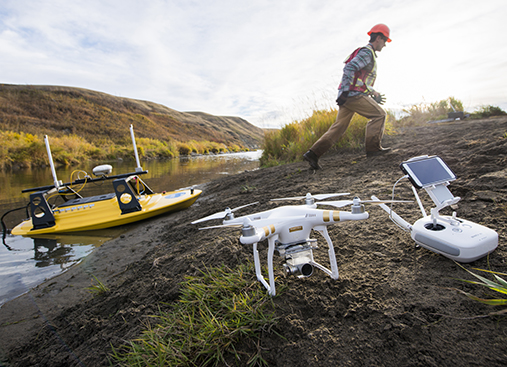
xmin=197 ymin=216 xmax=254 ymax=231
xmin=198 ymin=223 xmax=243 ymax=230
xmin=191 ymin=202 xmax=259 ymax=224
xmin=271 ymin=192 xmax=350 ymax=202
xmin=316 ymin=198 xmax=412 ymax=208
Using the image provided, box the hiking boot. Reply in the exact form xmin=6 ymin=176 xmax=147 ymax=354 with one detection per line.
xmin=366 ymin=147 xmax=392 ymax=157
xmin=303 ymin=150 xmax=322 ymax=170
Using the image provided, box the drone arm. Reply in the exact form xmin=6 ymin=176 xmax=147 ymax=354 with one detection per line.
xmin=240 ymin=229 xmax=266 ymax=245
xmin=317 ymin=209 xmax=369 ymax=224
xmin=314 ymin=226 xmax=339 ymax=279
xmin=337 ymin=211 xmax=369 ymax=221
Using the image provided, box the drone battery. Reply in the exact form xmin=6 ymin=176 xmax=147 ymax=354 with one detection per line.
xmin=411 ymin=216 xmax=498 ymax=262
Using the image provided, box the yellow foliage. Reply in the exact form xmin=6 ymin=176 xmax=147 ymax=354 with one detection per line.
xmin=0 ymin=129 xmax=244 ymax=169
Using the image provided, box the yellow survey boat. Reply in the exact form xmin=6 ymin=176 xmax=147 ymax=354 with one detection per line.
xmin=11 ymin=187 xmax=201 ymax=236
xmin=11 ymin=125 xmax=202 ymax=236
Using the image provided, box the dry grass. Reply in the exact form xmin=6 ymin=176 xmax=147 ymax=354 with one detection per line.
xmin=260 ymin=108 xmax=397 ymax=167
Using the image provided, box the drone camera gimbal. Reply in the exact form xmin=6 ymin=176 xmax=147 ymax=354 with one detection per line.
xmin=278 ymin=239 xmax=318 ymax=278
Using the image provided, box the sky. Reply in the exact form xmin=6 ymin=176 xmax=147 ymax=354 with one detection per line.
xmin=0 ymin=0 xmax=505 ymax=128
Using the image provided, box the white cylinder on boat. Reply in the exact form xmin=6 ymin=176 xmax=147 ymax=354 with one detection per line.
xmin=92 ymin=164 xmax=113 ymax=176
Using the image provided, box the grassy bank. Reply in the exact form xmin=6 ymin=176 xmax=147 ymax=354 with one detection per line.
xmin=0 ymin=131 xmax=245 ymax=170
xmin=3 ymin=94 xmax=505 ymax=170
xmin=260 ymin=98 xmax=506 ymax=167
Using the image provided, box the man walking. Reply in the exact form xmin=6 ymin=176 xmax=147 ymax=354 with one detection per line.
xmin=303 ymin=24 xmax=392 ymax=170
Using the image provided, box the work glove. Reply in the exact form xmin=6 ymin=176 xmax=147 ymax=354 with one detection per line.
xmin=372 ymin=93 xmax=386 ymax=105
xmin=336 ymin=91 xmax=349 ymax=106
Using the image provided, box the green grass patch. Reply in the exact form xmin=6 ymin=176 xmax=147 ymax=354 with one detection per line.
xmin=454 ymin=263 xmax=507 ymax=316
xmin=111 ymin=263 xmax=280 ymax=367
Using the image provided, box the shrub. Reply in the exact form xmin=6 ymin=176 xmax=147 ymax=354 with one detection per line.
xmin=0 ymin=128 xmax=240 ymax=169
xmin=177 ymin=142 xmax=192 ymax=155
xmin=0 ymin=131 xmax=47 ymax=168
xmin=396 ymin=97 xmax=464 ymax=127
xmin=470 ymin=105 xmax=507 ymax=119
xmin=228 ymin=144 xmax=241 ymax=153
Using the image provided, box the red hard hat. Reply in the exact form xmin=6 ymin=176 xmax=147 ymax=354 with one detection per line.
xmin=368 ymin=24 xmax=391 ymax=42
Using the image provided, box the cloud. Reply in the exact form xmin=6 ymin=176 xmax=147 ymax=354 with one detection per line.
xmin=0 ymin=0 xmax=505 ymax=128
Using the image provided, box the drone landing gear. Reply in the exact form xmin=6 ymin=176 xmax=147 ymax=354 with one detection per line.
xmin=253 ymin=238 xmax=276 ymax=296
xmin=314 ymin=226 xmax=340 ymax=279
xmin=251 ymin=226 xmax=339 ymax=296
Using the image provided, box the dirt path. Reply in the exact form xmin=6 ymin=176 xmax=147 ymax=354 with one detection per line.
xmin=1 ymin=117 xmax=506 ymax=366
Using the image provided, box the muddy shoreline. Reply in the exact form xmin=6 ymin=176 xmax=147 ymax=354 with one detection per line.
xmin=1 ymin=117 xmax=506 ymax=366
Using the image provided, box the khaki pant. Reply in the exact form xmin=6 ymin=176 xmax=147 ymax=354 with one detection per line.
xmin=310 ymin=94 xmax=386 ymax=157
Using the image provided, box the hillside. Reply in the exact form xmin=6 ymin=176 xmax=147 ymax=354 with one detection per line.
xmin=0 ymin=84 xmax=264 ymax=148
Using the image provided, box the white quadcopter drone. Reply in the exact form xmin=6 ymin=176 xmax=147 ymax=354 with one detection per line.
xmin=192 ymin=193 xmax=410 ymax=296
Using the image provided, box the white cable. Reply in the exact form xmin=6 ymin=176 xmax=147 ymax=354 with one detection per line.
xmin=389 ymin=175 xmax=410 ymax=232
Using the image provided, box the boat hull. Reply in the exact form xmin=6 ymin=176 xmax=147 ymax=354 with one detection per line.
xmin=12 ymin=188 xmax=201 ymax=236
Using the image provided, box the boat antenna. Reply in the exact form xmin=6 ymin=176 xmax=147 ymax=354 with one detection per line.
xmin=130 ymin=125 xmax=144 ymax=172
xmin=45 ymin=135 xmax=61 ymax=189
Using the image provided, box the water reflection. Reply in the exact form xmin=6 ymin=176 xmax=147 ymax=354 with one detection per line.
xmin=0 ymin=232 xmax=115 ymax=307
xmin=33 ymin=237 xmax=74 ymax=267
xmin=0 ymin=151 xmax=262 ymax=307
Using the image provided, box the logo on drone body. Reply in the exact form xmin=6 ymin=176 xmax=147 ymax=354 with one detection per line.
xmin=305 ymin=213 xmax=316 ymax=218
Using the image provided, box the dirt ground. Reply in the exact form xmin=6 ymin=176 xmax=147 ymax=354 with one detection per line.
xmin=1 ymin=117 xmax=506 ymax=366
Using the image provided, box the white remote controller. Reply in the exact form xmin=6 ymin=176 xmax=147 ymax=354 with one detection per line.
xmin=411 ymin=215 xmax=498 ymax=262
xmin=372 ymin=155 xmax=499 ymax=263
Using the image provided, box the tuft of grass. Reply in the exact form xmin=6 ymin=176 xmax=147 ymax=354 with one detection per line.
xmin=111 ymin=263 xmax=280 ymax=367
xmin=86 ymin=275 xmax=109 ymax=296
xmin=260 ymin=107 xmax=396 ymax=167
xmin=454 ymin=263 xmax=507 ymax=316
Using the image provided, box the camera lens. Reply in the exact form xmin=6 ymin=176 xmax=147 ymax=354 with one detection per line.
xmin=300 ymin=263 xmax=313 ymax=277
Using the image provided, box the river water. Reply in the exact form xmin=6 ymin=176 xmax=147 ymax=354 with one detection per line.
xmin=0 ymin=151 xmax=262 ymax=307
